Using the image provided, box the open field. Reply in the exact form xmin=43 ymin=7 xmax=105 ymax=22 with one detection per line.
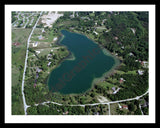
xmin=12 ymin=28 xmax=32 ymax=84
xmin=12 ymin=28 xmax=32 ymax=115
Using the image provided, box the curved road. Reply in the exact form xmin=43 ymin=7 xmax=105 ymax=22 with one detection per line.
xmin=21 ymin=11 xmax=42 ymax=115
xmin=34 ymin=90 xmax=149 ymax=112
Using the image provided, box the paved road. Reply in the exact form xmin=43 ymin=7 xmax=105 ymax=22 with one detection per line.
xmin=33 ymin=90 xmax=148 ymax=115
xmin=21 ymin=11 xmax=43 ymax=115
xmin=35 ymin=90 xmax=149 ymax=108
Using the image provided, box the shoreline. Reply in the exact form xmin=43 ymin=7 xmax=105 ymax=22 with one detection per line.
xmin=46 ymin=32 xmax=76 ymax=89
xmin=49 ymin=29 xmax=121 ymax=96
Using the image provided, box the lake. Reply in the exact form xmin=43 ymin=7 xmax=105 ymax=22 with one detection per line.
xmin=48 ymin=30 xmax=118 ymax=94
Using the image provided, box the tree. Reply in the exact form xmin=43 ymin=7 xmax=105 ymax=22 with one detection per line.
xmin=128 ymin=103 xmax=136 ymax=111
xmin=27 ymin=106 xmax=38 ymax=115
xmin=90 ymin=92 xmax=96 ymax=97
xmin=134 ymin=108 xmax=142 ymax=115
xmin=42 ymin=64 xmax=47 ymax=71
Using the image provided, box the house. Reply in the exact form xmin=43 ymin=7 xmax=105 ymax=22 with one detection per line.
xmin=35 ymin=50 xmax=40 ymax=55
xmin=112 ymin=87 xmax=116 ymax=91
xmin=119 ymin=78 xmax=125 ymax=84
xmin=122 ymin=105 xmax=128 ymax=109
xmin=47 ymin=54 xmax=52 ymax=60
xmin=141 ymin=61 xmax=148 ymax=68
xmin=93 ymin=31 xmax=98 ymax=35
xmin=38 ymin=35 xmax=43 ymax=40
xmin=131 ymin=28 xmax=136 ymax=34
xmin=121 ymin=46 xmax=124 ymax=49
xmin=113 ymin=88 xmax=120 ymax=94
xmin=138 ymin=70 xmax=144 ymax=75
xmin=114 ymin=36 xmax=118 ymax=40
xmin=42 ymin=28 xmax=45 ymax=33
xmin=13 ymin=42 xmax=20 ymax=46
xmin=129 ymin=52 xmax=134 ymax=56
xmin=63 ymin=111 xmax=69 ymax=115
xmin=53 ymin=37 xmax=57 ymax=41
xmin=47 ymin=62 xmax=51 ymax=66
xmin=119 ymin=79 xmax=123 ymax=84
xmin=33 ymin=42 xmax=38 ymax=47
xmin=36 ymin=67 xmax=42 ymax=73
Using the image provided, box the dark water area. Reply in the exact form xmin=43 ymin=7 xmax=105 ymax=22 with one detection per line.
xmin=48 ymin=30 xmax=116 ymax=94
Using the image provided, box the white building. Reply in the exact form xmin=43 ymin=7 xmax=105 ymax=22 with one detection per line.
xmin=93 ymin=31 xmax=98 ymax=35
xmin=33 ymin=42 xmax=38 ymax=47
xmin=47 ymin=62 xmax=51 ymax=66
xmin=138 ymin=70 xmax=144 ymax=75
xmin=53 ymin=37 xmax=57 ymax=41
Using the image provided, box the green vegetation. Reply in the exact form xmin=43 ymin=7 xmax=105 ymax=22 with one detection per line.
xmin=12 ymin=28 xmax=32 ymax=115
xmin=111 ymin=100 xmax=142 ymax=115
xmin=12 ymin=11 xmax=149 ymax=115
xmin=27 ymin=103 xmax=108 ymax=115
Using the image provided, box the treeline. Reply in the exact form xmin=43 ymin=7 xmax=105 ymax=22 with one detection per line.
xmin=27 ymin=103 xmax=108 ymax=115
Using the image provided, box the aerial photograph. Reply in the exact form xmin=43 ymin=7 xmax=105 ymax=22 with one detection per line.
xmin=11 ymin=10 xmax=149 ymax=116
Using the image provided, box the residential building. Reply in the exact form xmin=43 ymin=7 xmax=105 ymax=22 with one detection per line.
xmin=122 ymin=105 xmax=128 ymax=109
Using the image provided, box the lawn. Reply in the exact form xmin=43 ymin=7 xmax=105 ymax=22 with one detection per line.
xmin=110 ymin=103 xmax=119 ymax=115
xmin=99 ymin=81 xmax=115 ymax=89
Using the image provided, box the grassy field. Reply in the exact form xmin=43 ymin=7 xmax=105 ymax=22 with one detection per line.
xmin=12 ymin=28 xmax=32 ymax=115
xmin=110 ymin=103 xmax=119 ymax=115
xmin=12 ymin=65 xmax=20 ymax=87
xmin=12 ymin=28 xmax=32 ymax=85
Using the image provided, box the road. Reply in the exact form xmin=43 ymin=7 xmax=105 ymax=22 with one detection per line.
xmin=21 ymin=11 xmax=43 ymax=115
xmin=34 ymin=90 xmax=149 ymax=115
xmin=23 ymin=13 xmax=34 ymax=28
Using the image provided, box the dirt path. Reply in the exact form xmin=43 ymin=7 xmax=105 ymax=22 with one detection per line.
xmin=97 ymin=95 xmax=109 ymax=103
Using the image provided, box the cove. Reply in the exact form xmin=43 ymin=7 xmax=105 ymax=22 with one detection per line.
xmin=48 ymin=30 xmax=118 ymax=94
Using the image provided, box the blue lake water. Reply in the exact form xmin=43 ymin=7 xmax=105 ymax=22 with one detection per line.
xmin=48 ymin=30 xmax=117 ymax=94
